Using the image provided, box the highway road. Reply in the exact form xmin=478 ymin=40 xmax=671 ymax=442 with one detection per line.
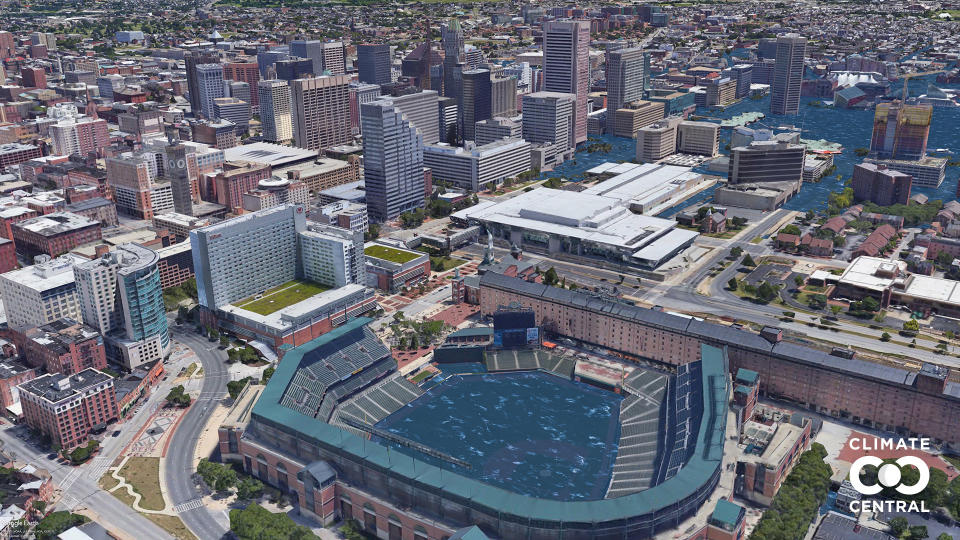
xmin=164 ymin=327 xmax=231 ymax=540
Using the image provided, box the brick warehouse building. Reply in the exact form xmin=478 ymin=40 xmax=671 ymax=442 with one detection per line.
xmin=18 ymin=368 xmax=118 ymax=448
xmin=10 ymin=212 xmax=102 ymax=259
xmin=20 ymin=319 xmax=107 ymax=375
xmin=479 ymin=272 xmax=960 ymax=445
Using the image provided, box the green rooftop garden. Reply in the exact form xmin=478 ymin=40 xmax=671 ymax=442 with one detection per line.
xmin=233 ymin=280 xmax=330 ymax=315
xmin=364 ymin=245 xmax=421 ymax=264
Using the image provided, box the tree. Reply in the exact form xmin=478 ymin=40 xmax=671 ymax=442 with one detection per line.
xmin=543 ymin=267 xmax=559 ymax=286
xmin=34 ymin=512 xmax=89 ymax=540
xmin=219 ymin=335 xmax=230 ymax=348
xmin=750 ymin=444 xmax=832 ymax=540
xmin=881 ymin=332 xmax=892 ymax=342
xmin=229 ymin=503 xmax=317 ymax=540
xmin=794 ymin=275 xmax=805 ymax=287
xmin=228 ymin=377 xmax=253 ymax=400
xmin=165 ymin=385 xmax=191 ymax=407
xmin=742 ymin=253 xmax=756 ymax=267
xmin=936 ymin=534 xmax=953 ymax=540
xmin=780 ymin=224 xmax=802 ymax=236
xmin=889 ymin=517 xmax=909 ymax=537
xmin=236 ymin=477 xmax=264 ymax=500
xmin=909 ymin=526 xmax=929 ymax=540
xmin=730 ymin=246 xmax=743 ymax=258
xmin=903 ymin=319 xmax=920 ymax=332
xmin=831 ymin=305 xmax=842 ymax=316
xmin=69 ymin=440 xmax=99 ymax=464
xmin=364 ymin=223 xmax=381 ymax=242
xmin=757 ymin=281 xmax=777 ymax=302
xmin=197 ymin=459 xmax=238 ymax=495
xmin=261 ymin=367 xmax=275 ymax=384
xmin=207 ymin=326 xmax=219 ymax=342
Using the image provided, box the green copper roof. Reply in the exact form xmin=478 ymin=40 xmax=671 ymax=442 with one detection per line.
xmin=252 ymin=321 xmax=729 ymax=525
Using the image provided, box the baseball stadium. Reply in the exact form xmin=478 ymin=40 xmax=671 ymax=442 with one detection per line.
xmin=231 ymin=316 xmax=729 ymax=539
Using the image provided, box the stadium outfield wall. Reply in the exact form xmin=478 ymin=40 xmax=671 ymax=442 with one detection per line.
xmin=478 ymin=272 xmax=960 ymax=446
xmin=244 ymin=317 xmax=730 ymax=538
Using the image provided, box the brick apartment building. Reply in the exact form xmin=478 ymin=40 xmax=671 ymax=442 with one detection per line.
xmin=20 ymin=319 xmax=107 ymax=375
xmin=18 ymin=368 xmax=118 ymax=449
xmin=0 ymin=207 xmax=39 ymax=240
xmin=0 ymin=238 xmax=16 ymax=273
xmin=0 ymin=356 xmax=39 ymax=410
xmin=851 ymin=163 xmax=912 ymax=206
xmin=211 ymin=161 xmax=272 ymax=214
xmin=10 ymin=212 xmax=102 ymax=259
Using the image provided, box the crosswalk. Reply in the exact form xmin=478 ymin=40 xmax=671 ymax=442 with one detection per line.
xmin=86 ymin=456 xmax=113 ymax=481
xmin=174 ymin=498 xmax=204 ymax=513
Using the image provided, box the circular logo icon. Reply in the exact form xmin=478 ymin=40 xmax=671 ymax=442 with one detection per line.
xmin=849 ymin=455 xmax=929 ymax=496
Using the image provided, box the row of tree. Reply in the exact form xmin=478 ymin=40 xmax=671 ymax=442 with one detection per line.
xmin=750 ymin=443 xmax=832 ymax=540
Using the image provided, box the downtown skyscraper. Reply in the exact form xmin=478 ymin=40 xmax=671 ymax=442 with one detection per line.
xmin=442 ymin=19 xmax=465 ymax=100
xmin=361 ymin=99 xmax=424 ymax=222
xmin=771 ymin=34 xmax=806 ymax=116
xmin=606 ymin=47 xmax=648 ymax=129
xmin=291 ymin=75 xmax=351 ymax=151
xmin=543 ymin=20 xmax=590 ymax=144
xmin=185 ymin=50 xmax=220 ymax=117
xmin=258 ymin=79 xmax=293 ymax=142
xmin=357 ymin=44 xmax=392 ymax=86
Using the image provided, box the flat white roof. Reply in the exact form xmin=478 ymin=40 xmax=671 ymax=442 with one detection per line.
xmin=460 ymin=187 xmax=680 ymax=251
xmin=222 ymin=142 xmax=317 ymax=167
xmin=903 ymin=274 xmax=960 ymax=305
xmin=631 ymin=228 xmax=698 ymax=261
xmin=837 ymin=256 xmax=905 ymax=292
xmin=0 ymin=254 xmax=86 ymax=292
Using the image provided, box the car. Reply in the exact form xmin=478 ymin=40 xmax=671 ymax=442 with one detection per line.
xmin=46 ymin=453 xmax=57 ymax=460
xmin=111 ymin=430 xmax=121 ymax=437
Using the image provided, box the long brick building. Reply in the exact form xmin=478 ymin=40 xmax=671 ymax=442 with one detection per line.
xmin=479 ymin=272 xmax=960 ymax=445
xmin=18 ymin=368 xmax=118 ymax=449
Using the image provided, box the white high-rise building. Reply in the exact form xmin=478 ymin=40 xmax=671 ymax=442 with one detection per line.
xmin=196 ymin=63 xmax=225 ymax=119
xmin=257 ymin=79 xmax=293 ymax=143
xmin=771 ymin=34 xmax=806 ymax=116
xmin=543 ymin=20 xmax=590 ymax=144
xmin=0 ymin=255 xmax=86 ymax=329
xmin=300 ymin=224 xmax=365 ymax=288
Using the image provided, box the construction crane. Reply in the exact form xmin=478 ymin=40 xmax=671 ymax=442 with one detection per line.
xmin=899 ymin=70 xmax=945 ymax=99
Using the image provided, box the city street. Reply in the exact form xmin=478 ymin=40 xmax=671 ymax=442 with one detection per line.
xmin=164 ymin=327 xmax=232 ymax=539
xmin=0 ymin=377 xmax=177 ymax=540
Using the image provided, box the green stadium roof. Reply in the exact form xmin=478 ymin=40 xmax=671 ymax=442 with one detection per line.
xmin=252 ymin=320 xmax=729 ymax=525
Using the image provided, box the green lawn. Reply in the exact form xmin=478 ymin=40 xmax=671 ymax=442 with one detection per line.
xmin=430 ymin=255 xmax=467 ymax=272
xmin=233 ymin=280 xmax=329 ymax=315
xmin=365 ymin=245 xmax=421 ymax=264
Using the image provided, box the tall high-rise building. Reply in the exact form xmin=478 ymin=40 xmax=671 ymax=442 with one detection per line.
xmin=164 ymin=142 xmax=195 ymax=216
xmin=75 ymin=244 xmax=170 ymax=368
xmin=290 ymin=40 xmax=345 ymax=76
xmin=491 ymin=76 xmax=518 ymax=118
xmin=521 ymin=91 xmax=576 ymax=165
xmin=258 ymin=79 xmax=293 ymax=142
xmin=771 ymin=34 xmax=806 ymax=116
xmin=191 ymin=205 xmax=306 ymax=309
xmin=319 ymin=41 xmax=346 ymax=75
xmin=185 ymin=50 xmax=220 ymax=117
xmin=21 ymin=67 xmax=46 ymax=88
xmin=0 ymin=31 xmax=15 ymax=59
xmin=461 ymin=69 xmax=492 ymax=142
xmin=543 ymin=20 xmax=590 ymax=144
xmin=851 ymin=163 xmax=912 ymax=206
xmin=361 ymin=99 xmax=425 ymax=222
xmin=275 ymin=58 xmax=314 ymax=81
xmin=223 ymin=61 xmax=260 ymax=110
xmin=869 ymin=102 xmax=932 ymax=161
xmin=257 ymin=49 xmax=288 ymax=78
xmin=391 ymin=90 xmax=440 ymax=144
xmin=438 ymin=97 xmax=458 ymax=145
xmin=290 ymin=40 xmax=324 ymax=77
xmin=401 ymin=42 xmax=441 ymax=90
xmin=606 ymin=47 xmax=647 ymax=129
xmin=291 ymin=75 xmax=351 ymax=151
xmin=442 ymin=19 xmax=465 ymax=99
xmin=728 ymin=141 xmax=806 ymax=184
xmin=349 ymin=82 xmax=382 ymax=135
xmin=357 ymin=44 xmax=392 ymax=86
xmin=195 ymin=63 xmax=225 ymax=119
